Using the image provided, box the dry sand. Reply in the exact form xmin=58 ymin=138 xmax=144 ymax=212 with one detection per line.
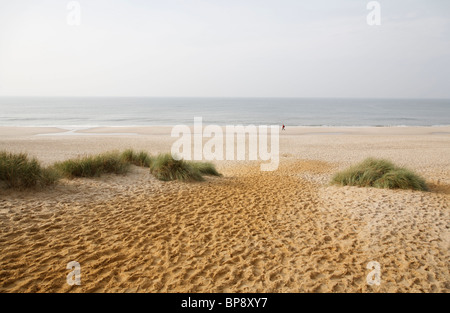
xmin=0 ymin=126 xmax=449 ymax=292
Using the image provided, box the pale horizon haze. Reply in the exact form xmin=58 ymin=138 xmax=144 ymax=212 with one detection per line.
xmin=0 ymin=0 xmax=449 ymax=98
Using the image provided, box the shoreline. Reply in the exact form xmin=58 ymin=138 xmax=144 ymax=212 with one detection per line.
xmin=1 ymin=125 xmax=449 ymax=182
xmin=1 ymin=125 xmax=450 ymax=138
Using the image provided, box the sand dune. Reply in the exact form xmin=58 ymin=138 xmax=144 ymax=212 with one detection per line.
xmin=0 ymin=127 xmax=449 ymax=292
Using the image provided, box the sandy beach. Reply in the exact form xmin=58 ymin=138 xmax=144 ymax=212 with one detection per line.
xmin=0 ymin=126 xmax=449 ymax=293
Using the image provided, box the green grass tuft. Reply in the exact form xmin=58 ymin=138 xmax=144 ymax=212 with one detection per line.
xmin=1 ymin=149 xmax=222 ymax=188
xmin=149 ymin=153 xmax=221 ymax=182
xmin=0 ymin=151 xmax=60 ymax=188
xmin=150 ymin=153 xmax=203 ymax=182
xmin=121 ymin=149 xmax=153 ymax=167
xmin=331 ymin=158 xmax=428 ymax=191
xmin=190 ymin=161 xmax=222 ymax=177
xmin=54 ymin=151 xmax=130 ymax=178
xmin=40 ymin=166 xmax=61 ymax=186
xmin=373 ymin=168 xmax=428 ymax=190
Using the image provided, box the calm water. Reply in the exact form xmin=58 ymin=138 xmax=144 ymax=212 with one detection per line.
xmin=0 ymin=97 xmax=449 ymax=127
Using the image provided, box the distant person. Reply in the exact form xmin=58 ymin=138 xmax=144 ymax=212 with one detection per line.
xmin=282 ymin=124 xmax=285 ymax=131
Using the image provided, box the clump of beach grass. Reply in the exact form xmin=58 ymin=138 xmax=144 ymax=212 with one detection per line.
xmin=54 ymin=151 xmax=130 ymax=178
xmin=121 ymin=149 xmax=153 ymax=167
xmin=331 ymin=158 xmax=428 ymax=191
xmin=150 ymin=153 xmax=221 ymax=182
xmin=1 ymin=149 xmax=222 ymax=187
xmin=190 ymin=161 xmax=222 ymax=177
xmin=0 ymin=151 xmax=60 ymax=188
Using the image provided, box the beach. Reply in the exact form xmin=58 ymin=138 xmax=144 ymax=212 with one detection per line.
xmin=0 ymin=126 xmax=449 ymax=292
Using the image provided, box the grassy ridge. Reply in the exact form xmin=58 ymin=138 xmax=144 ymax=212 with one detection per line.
xmin=331 ymin=158 xmax=428 ymax=191
xmin=121 ymin=149 xmax=153 ymax=167
xmin=0 ymin=151 xmax=59 ymax=188
xmin=150 ymin=153 xmax=221 ymax=182
xmin=1 ymin=150 xmax=221 ymax=188
xmin=53 ymin=151 xmax=130 ymax=178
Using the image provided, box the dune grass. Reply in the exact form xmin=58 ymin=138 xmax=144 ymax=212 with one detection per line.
xmin=54 ymin=151 xmax=130 ymax=178
xmin=0 ymin=151 xmax=60 ymax=188
xmin=331 ymin=158 xmax=428 ymax=191
xmin=190 ymin=161 xmax=222 ymax=177
xmin=121 ymin=149 xmax=153 ymax=167
xmin=150 ymin=153 xmax=221 ymax=182
xmin=1 ymin=149 xmax=222 ymax=187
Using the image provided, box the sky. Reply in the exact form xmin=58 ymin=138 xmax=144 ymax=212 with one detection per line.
xmin=0 ymin=0 xmax=449 ymax=98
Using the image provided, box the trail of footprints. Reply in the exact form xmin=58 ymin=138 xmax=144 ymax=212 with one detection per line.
xmin=0 ymin=160 xmax=448 ymax=292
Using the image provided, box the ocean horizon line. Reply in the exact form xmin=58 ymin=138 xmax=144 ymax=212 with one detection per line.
xmin=1 ymin=97 xmax=449 ymax=128
xmin=1 ymin=96 xmax=450 ymax=100
xmin=0 ymin=123 xmax=450 ymax=130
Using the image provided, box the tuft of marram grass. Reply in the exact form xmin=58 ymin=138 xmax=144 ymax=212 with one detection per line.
xmin=331 ymin=158 xmax=428 ymax=191
xmin=190 ymin=161 xmax=222 ymax=177
xmin=373 ymin=168 xmax=428 ymax=190
xmin=1 ymin=149 xmax=222 ymax=188
xmin=54 ymin=151 xmax=130 ymax=178
xmin=121 ymin=149 xmax=153 ymax=167
xmin=0 ymin=151 xmax=60 ymax=188
xmin=150 ymin=153 xmax=203 ymax=182
xmin=149 ymin=153 xmax=221 ymax=182
xmin=39 ymin=166 xmax=61 ymax=186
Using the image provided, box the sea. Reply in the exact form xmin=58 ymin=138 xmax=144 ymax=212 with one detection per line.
xmin=0 ymin=97 xmax=449 ymax=128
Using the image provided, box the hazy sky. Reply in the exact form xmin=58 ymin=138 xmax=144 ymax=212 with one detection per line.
xmin=0 ymin=0 xmax=449 ymax=98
